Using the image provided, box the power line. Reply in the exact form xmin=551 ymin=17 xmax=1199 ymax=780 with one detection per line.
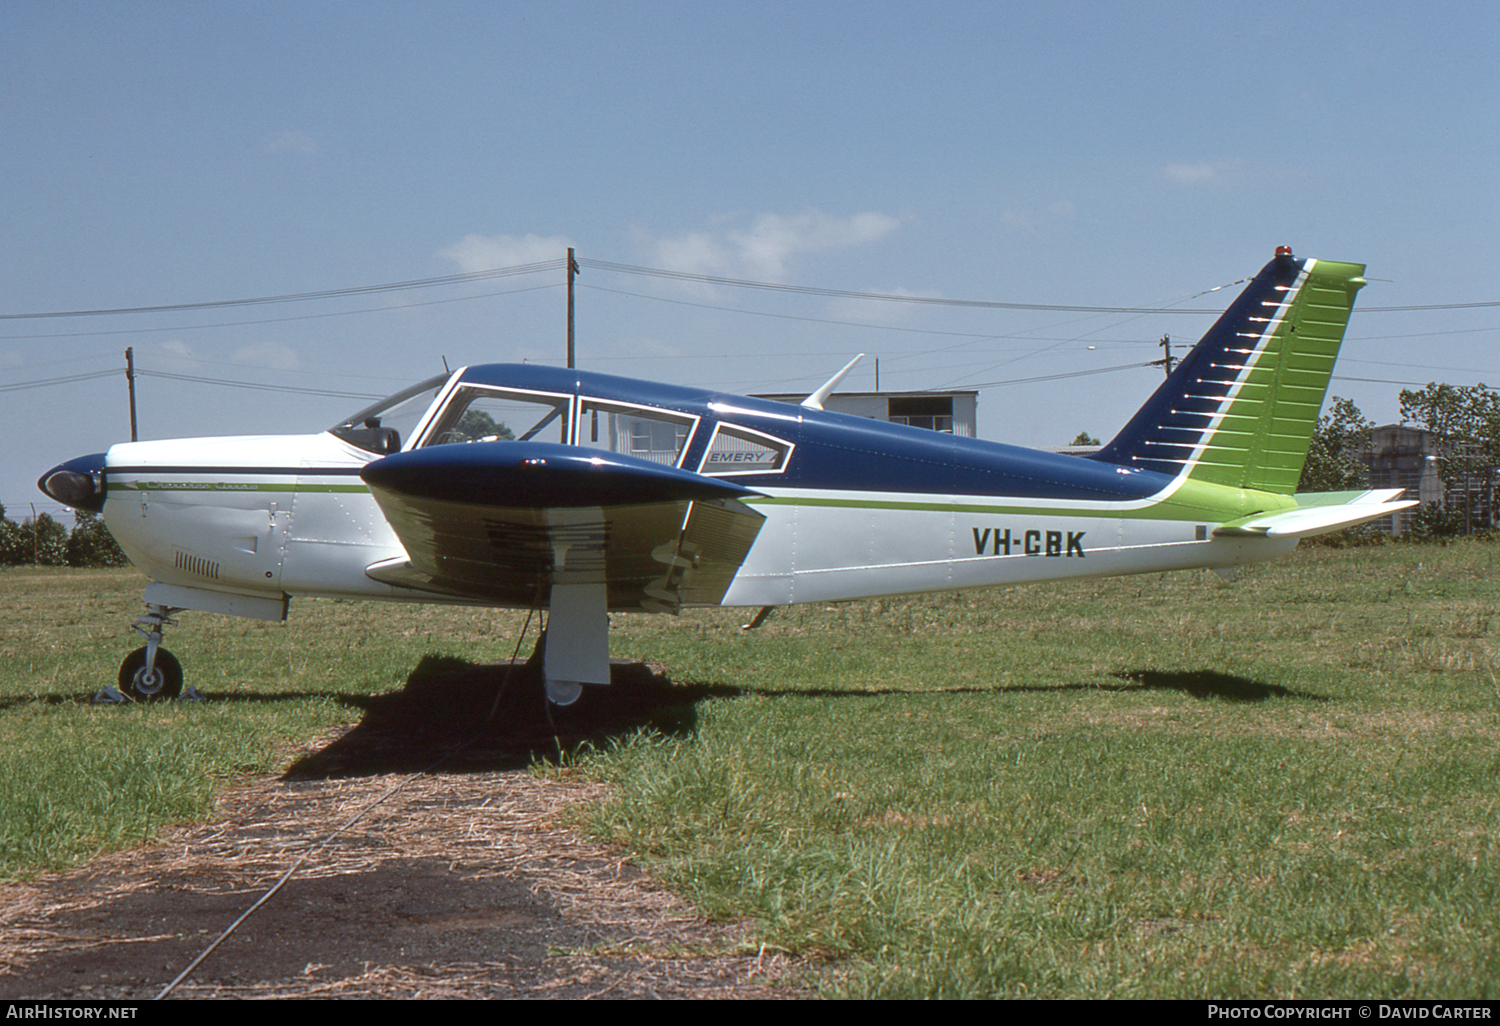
xmin=0 ymin=362 xmax=385 ymax=400
xmin=0 ymin=260 xmax=566 ymax=320
xmin=578 ymin=258 xmax=1224 ymax=314
xmin=579 ymin=282 xmax=1015 ymax=339
xmin=0 ymin=281 xmax=562 ymax=341
xmin=948 ymin=362 xmax=1156 ymax=389
xmin=1359 ymin=302 xmax=1500 ymax=312
xmin=0 ymin=368 xmax=120 ymax=393
xmin=1342 ymin=356 xmax=1500 ymax=377
xmin=5 ymin=256 xmax=1497 ymax=405
xmin=1333 ymin=373 xmax=1487 ymax=388
xmin=5 ymin=257 xmax=1497 ymax=326
xmin=581 ymin=259 xmax=1500 ymax=314
xmin=137 ymin=370 xmax=382 ymax=401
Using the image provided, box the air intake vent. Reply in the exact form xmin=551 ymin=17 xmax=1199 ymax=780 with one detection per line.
xmin=175 ymin=551 xmax=220 ymax=579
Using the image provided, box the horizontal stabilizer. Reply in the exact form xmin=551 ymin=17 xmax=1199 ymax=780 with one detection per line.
xmin=1215 ymin=489 xmax=1416 ymax=539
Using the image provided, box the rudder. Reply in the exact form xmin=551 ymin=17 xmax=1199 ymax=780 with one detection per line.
xmin=1092 ymin=248 xmax=1366 ymax=496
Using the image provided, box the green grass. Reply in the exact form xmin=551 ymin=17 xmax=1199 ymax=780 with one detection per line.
xmin=3 ymin=542 xmax=1499 ymax=998
xmin=573 ymin=541 xmax=1500 ymax=998
xmin=0 ymin=567 xmax=533 ymax=878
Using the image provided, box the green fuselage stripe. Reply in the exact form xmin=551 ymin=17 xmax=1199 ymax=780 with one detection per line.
xmin=109 ymin=481 xmax=369 ymax=495
xmin=746 ymin=477 xmax=1295 ymax=523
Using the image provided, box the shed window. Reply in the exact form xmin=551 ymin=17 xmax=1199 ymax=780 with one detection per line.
xmin=888 ymin=396 xmax=954 ymax=433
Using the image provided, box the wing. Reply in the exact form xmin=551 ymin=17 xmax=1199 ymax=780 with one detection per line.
xmin=360 ymin=441 xmax=765 ymax=612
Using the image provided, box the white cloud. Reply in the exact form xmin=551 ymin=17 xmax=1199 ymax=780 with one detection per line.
xmin=266 ymin=130 xmax=318 ymax=156
xmin=233 ymin=341 xmax=301 ymax=371
xmin=650 ymin=230 xmax=734 ymax=276
xmin=1165 ymin=161 xmax=1235 ymax=184
xmin=647 ymin=210 xmax=902 ymax=281
xmin=437 ymin=233 xmax=576 ymax=273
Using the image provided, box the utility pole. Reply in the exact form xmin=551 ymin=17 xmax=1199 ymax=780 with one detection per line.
xmin=1150 ymin=334 xmax=1176 ymax=380
xmin=125 ymin=347 xmax=138 ymax=441
xmin=566 ymin=248 xmax=579 ymax=369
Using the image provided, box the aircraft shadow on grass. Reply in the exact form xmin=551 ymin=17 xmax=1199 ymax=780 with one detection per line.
xmin=1 ymin=660 xmax=1324 ymax=777
xmin=282 ymin=655 xmax=718 ymax=778
xmin=1106 ymin=669 xmax=1327 ymax=703
xmin=275 ymin=658 xmax=1325 ymax=778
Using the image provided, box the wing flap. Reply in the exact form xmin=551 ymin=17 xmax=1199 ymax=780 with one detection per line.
xmin=361 ymin=442 xmax=765 ymax=610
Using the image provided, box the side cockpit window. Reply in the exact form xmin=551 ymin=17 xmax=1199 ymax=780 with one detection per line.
xmin=420 ymin=387 xmax=572 ymax=447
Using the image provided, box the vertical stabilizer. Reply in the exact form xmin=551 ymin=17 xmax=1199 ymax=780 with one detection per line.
xmin=1092 ymin=249 xmax=1366 ymax=496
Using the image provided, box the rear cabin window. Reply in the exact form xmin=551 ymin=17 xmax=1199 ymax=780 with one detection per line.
xmin=699 ymin=424 xmax=793 ymax=476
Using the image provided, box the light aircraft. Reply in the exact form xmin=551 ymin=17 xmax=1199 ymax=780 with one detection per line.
xmin=40 ymin=247 xmax=1414 ymax=704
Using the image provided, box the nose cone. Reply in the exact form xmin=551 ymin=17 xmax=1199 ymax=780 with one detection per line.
xmin=39 ymin=453 xmax=108 ymax=513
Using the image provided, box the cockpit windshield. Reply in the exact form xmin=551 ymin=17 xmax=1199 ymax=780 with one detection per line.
xmin=420 ymin=386 xmax=572 ymax=447
xmin=329 ymin=373 xmax=451 ymax=454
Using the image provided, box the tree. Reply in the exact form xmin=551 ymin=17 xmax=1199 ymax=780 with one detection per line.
xmin=17 ymin=512 xmax=68 ymax=566
xmin=440 ymin=409 xmax=513 ymax=444
xmin=1070 ymin=431 xmax=1101 ymax=447
xmin=1398 ymin=383 xmax=1500 ymax=451
xmin=1398 ymin=382 xmax=1500 ymax=533
xmin=0 ymin=504 xmax=132 ymax=567
xmin=0 ymin=504 xmax=23 ymax=566
xmin=66 ymin=511 xmax=129 ymax=567
xmin=1299 ymin=396 xmax=1373 ymax=493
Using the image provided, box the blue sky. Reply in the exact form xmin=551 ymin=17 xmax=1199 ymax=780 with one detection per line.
xmin=5 ymin=0 xmax=1497 ymax=518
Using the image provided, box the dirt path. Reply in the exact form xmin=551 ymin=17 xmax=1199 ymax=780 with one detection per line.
xmin=0 ymin=663 xmax=807 ymax=1000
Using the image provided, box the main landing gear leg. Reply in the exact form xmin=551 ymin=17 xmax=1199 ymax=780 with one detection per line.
xmin=540 ymin=582 xmax=610 ymax=707
xmin=100 ymin=604 xmax=198 ymax=703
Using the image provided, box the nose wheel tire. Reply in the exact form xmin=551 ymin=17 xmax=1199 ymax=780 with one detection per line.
xmin=119 ymin=647 xmax=184 ymax=702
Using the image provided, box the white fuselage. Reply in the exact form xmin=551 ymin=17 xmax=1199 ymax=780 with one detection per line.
xmin=104 ymin=432 xmax=408 ymax=606
xmin=102 ymin=431 xmax=1295 ymax=618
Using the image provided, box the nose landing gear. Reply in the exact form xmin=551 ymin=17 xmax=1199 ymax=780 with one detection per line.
xmin=98 ymin=604 xmax=197 ymax=703
xmin=119 ymin=646 xmax=183 ymax=702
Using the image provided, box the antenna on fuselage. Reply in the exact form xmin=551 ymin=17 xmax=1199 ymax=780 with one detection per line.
xmin=801 ymin=353 xmax=865 ymax=411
